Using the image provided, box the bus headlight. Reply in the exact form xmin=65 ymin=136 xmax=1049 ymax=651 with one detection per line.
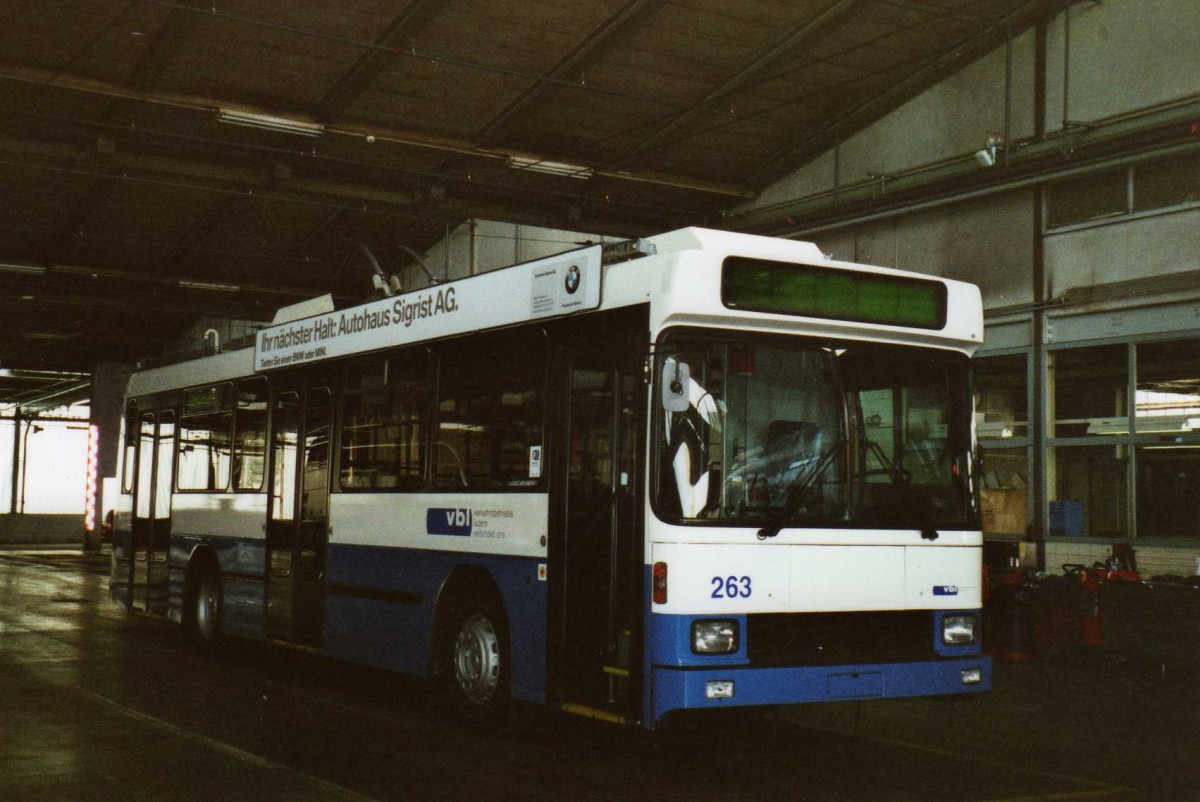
xmin=942 ymin=614 xmax=979 ymax=645
xmin=692 ymin=620 xmax=738 ymax=654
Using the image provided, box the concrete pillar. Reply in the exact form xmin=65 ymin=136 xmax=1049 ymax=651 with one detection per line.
xmin=87 ymin=361 xmax=132 ymax=551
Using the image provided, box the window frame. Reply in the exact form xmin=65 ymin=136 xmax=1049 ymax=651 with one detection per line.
xmin=1045 ymin=150 xmax=1200 ymax=234
xmin=432 ymin=328 xmax=549 ymax=493
xmin=233 ymin=376 xmax=269 ymax=493
xmin=121 ymin=400 xmax=138 ymax=494
xmin=175 ymin=382 xmax=234 ymax=494
xmin=338 ymin=349 xmax=433 ymax=493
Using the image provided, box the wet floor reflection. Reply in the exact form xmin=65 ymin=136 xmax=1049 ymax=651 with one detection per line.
xmin=0 ymin=548 xmax=1152 ymax=801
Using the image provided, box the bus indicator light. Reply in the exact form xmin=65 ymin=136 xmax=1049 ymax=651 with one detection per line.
xmin=652 ymin=562 xmax=667 ymax=604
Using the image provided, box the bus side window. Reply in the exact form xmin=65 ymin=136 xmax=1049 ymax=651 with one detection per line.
xmin=434 ymin=331 xmax=546 ymax=490
xmin=340 ymin=351 xmax=430 ymax=491
xmin=178 ymin=384 xmax=233 ymax=492
xmin=121 ymin=400 xmax=138 ymax=494
xmin=233 ymin=377 xmax=268 ymax=491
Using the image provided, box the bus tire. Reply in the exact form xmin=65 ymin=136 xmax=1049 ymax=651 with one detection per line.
xmin=184 ymin=557 xmax=223 ymax=653
xmin=445 ymin=596 xmax=511 ymax=728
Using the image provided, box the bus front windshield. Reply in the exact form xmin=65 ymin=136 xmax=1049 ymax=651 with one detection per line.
xmin=656 ymin=333 xmax=976 ymax=531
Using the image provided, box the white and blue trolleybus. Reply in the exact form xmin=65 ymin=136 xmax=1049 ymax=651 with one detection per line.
xmin=111 ymin=227 xmax=990 ymax=728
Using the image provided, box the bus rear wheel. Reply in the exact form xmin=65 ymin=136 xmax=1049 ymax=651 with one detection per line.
xmin=446 ymin=602 xmax=510 ymax=726
xmin=185 ymin=561 xmax=223 ymax=652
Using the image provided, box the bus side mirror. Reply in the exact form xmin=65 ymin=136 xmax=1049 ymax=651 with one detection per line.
xmin=661 ymin=358 xmax=690 ymax=412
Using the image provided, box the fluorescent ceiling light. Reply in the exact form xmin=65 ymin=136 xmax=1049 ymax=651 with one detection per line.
xmin=1087 ymin=417 xmax=1131 ymax=435
xmin=218 ymin=108 xmax=324 ymax=138
xmin=179 ymin=279 xmax=242 ymax=293
xmin=0 ymin=262 xmax=47 ymax=276
xmin=507 ymin=156 xmax=592 ymax=179
xmin=1087 ymin=413 xmax=1200 ymax=435
xmin=977 ymin=421 xmax=1015 ymax=439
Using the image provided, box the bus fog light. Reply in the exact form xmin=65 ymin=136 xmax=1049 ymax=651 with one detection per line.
xmin=942 ymin=614 xmax=978 ymax=645
xmin=692 ymin=620 xmax=738 ymax=654
xmin=961 ymin=668 xmax=983 ymax=685
xmin=706 ymin=680 xmax=734 ymax=699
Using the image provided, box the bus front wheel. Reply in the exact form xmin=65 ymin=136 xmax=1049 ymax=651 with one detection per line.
xmin=446 ymin=600 xmax=510 ymax=726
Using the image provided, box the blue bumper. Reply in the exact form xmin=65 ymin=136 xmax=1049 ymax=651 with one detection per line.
xmin=651 ymin=656 xmax=991 ymax=723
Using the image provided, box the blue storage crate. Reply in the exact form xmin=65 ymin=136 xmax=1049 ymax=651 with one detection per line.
xmin=1050 ymin=500 xmax=1084 ymax=537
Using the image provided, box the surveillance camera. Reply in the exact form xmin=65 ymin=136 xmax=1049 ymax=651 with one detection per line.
xmin=974 ymin=148 xmax=995 ymax=168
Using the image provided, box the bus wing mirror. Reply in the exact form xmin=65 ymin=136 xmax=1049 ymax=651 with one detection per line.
xmin=662 ymin=358 xmax=691 ymax=412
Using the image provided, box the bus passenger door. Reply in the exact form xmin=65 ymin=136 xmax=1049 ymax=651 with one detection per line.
xmin=130 ymin=409 xmax=174 ymax=615
xmin=559 ymin=338 xmax=643 ymax=718
xmin=265 ymin=386 xmax=330 ymax=646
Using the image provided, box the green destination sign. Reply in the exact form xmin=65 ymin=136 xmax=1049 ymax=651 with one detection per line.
xmin=721 ymin=257 xmax=947 ymax=330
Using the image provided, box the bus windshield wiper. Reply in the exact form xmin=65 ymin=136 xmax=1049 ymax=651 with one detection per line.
xmin=757 ymin=440 xmax=843 ymax=540
xmin=862 ymin=441 xmax=939 ymax=541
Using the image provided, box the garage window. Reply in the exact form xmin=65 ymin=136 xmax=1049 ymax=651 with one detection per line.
xmin=1051 ymin=345 xmax=1128 ymax=437
xmin=1134 ymin=151 xmax=1200 ymax=212
xmin=1046 ymin=169 xmax=1127 ymax=228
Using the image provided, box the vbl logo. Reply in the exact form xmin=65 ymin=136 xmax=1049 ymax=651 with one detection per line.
xmin=427 ymin=508 xmax=473 ymax=537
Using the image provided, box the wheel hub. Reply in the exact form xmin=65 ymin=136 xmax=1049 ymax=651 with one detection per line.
xmin=454 ymin=614 xmax=500 ymax=705
xmin=196 ymin=577 xmax=218 ymax=639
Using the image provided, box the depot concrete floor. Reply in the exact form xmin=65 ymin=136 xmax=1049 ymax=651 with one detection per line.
xmin=0 ymin=549 xmax=1193 ymax=801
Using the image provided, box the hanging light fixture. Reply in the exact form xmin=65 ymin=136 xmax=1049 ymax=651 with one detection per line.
xmin=218 ymin=108 xmax=325 ymax=138
xmin=507 ymin=156 xmax=593 ymax=179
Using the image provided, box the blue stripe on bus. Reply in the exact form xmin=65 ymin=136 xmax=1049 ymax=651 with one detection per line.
xmin=649 ymin=657 xmax=991 ymax=722
xmin=155 ymin=535 xmax=548 ymax=706
xmin=324 ymin=544 xmax=548 ymax=705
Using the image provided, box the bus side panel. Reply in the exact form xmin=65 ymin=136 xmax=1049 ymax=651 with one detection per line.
xmin=168 ymin=496 xmax=269 ymax=636
xmin=110 ymin=511 xmax=133 ymax=608
xmin=324 ymin=544 xmax=548 ymax=704
xmin=168 ymin=532 xmax=266 ymax=638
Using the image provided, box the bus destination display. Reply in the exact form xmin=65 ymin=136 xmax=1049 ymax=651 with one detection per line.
xmin=721 ymin=256 xmax=947 ymax=330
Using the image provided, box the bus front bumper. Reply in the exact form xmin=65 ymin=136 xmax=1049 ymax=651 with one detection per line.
xmin=650 ymin=656 xmax=991 ymax=723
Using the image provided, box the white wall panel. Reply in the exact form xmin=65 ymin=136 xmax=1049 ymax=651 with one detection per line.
xmin=811 ymin=228 xmax=856 ymax=263
xmin=809 ymin=193 xmax=1035 ymax=309
xmin=836 ymin=32 xmax=1036 ymax=184
xmin=1046 ymin=208 xmax=1200 ymax=296
xmin=1044 ymin=0 xmax=1200 ymax=132
xmin=415 ymin=221 xmax=621 ymax=288
xmin=741 ymin=29 xmax=1037 ymax=217
xmin=754 ymin=151 xmax=838 ymax=212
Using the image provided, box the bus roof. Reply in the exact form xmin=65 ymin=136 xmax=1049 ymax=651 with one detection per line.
xmin=126 ymin=227 xmax=982 ymax=398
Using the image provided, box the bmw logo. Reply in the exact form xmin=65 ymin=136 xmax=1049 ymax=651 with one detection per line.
xmin=564 ymin=264 xmax=581 ymax=294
